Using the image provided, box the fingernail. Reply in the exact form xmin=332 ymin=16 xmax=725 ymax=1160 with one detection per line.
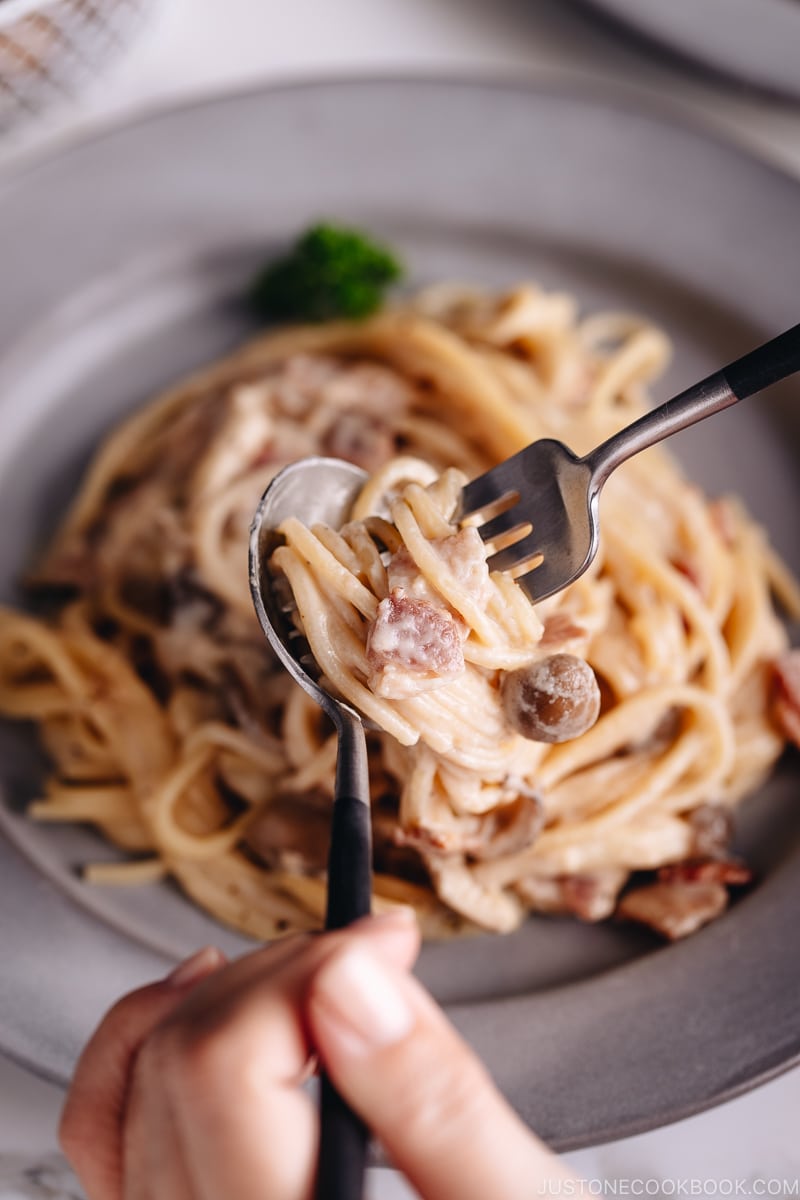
xmin=167 ymin=946 xmax=225 ymax=988
xmin=313 ymin=945 xmax=414 ymax=1052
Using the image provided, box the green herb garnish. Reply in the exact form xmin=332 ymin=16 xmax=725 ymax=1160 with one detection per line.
xmin=250 ymin=223 xmax=403 ymax=322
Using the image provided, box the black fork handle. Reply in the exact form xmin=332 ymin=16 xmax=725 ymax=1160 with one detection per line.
xmin=723 ymin=322 xmax=800 ymax=400
xmin=315 ymin=713 xmax=372 ymax=1200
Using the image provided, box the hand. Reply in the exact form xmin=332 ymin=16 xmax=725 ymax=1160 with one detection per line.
xmin=61 ymin=910 xmax=572 ymax=1200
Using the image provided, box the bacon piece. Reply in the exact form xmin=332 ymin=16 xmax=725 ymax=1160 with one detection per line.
xmin=387 ymin=527 xmax=490 ymax=609
xmin=672 ymin=558 xmax=703 ymax=593
xmin=657 ymin=859 xmax=752 ymax=887
xmin=27 ymin=538 xmax=96 ymax=591
xmin=269 ymin=354 xmax=341 ymax=417
xmin=514 ymin=868 xmax=627 ymax=922
xmin=397 ymin=791 xmax=545 ymax=861
xmin=323 ymin=412 xmax=395 ymax=472
xmin=770 ymin=649 xmax=800 ymax=748
xmin=616 ymin=879 xmax=729 ymax=940
xmin=268 ymin=355 xmax=413 ymax=420
xmin=244 ymin=789 xmax=331 ymax=873
xmin=464 ymin=792 xmax=545 ymax=861
xmin=366 ymin=593 xmax=464 ymax=698
xmin=424 ymin=855 xmax=524 ymax=932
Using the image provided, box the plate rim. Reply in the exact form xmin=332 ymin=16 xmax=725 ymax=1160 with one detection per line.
xmin=574 ymin=0 xmax=800 ymax=103
xmin=2 ymin=69 xmax=799 ymax=199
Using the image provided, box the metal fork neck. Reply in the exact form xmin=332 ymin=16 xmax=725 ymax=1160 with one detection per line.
xmin=583 ymin=370 xmax=737 ymax=489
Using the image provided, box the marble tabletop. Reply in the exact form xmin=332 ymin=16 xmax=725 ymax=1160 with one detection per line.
xmin=1 ymin=0 xmax=799 ymax=1195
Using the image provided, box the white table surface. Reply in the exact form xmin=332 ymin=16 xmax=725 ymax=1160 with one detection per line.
xmin=1 ymin=1 xmax=799 ymax=1196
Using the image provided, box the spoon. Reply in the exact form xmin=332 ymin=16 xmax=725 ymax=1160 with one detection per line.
xmin=249 ymin=455 xmax=372 ymax=1200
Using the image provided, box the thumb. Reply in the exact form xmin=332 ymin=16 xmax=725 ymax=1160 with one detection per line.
xmin=307 ymin=942 xmax=572 ymax=1200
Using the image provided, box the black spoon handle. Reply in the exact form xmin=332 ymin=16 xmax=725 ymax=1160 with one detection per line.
xmin=315 ymin=713 xmax=372 ymax=1200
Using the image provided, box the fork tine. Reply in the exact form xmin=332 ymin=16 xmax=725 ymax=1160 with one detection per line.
xmin=474 ymin=506 xmax=530 ymax=545
xmin=460 ymin=460 xmax=523 ymax=517
xmin=487 ymin=530 xmax=544 ymax=574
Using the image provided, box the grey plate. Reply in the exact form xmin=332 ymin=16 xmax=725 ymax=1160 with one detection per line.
xmin=578 ymin=0 xmax=800 ymax=102
xmin=0 ymin=78 xmax=799 ymax=1150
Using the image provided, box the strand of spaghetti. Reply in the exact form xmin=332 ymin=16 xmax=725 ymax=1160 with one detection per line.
xmin=273 ymin=547 xmax=419 ymax=744
xmin=192 ymin=463 xmax=280 ymax=617
xmin=492 ymin=813 xmax=694 ymax=877
xmin=146 ymin=745 xmax=251 ymax=861
xmin=392 ymin=415 xmax=486 ymax=474
xmin=682 ymin=492 xmax=736 ymax=626
xmin=390 ymin=498 xmax=497 ymax=643
xmin=426 ymin=855 xmax=523 ymax=933
xmin=0 ymin=682 xmax=77 ymax=718
xmin=278 ymin=520 xmax=379 ymax=620
xmin=537 ymin=684 xmax=732 ymax=791
xmin=401 ymin=480 xmax=460 ymax=540
xmin=460 ymin=638 xmax=544 ymax=672
xmin=0 ymin=612 xmax=94 ymax=703
xmin=397 ymin=747 xmax=438 ymax=829
xmin=351 ymin=455 xmax=439 ymax=519
xmin=312 ymin=524 xmax=367 ymax=579
xmin=582 ymin=321 xmax=670 ymax=410
xmin=543 ymin=751 xmax=660 ymax=822
xmin=62 ymin=632 xmax=175 ymax=792
xmin=488 ymin=572 xmax=544 ymax=645
xmin=29 ymin=784 xmax=134 ymax=823
xmin=281 ymin=734 xmax=338 ymax=793
xmin=173 ymin=852 xmax=321 ymax=938
xmin=602 ymin=527 xmax=730 ymax=693
xmin=477 ymin=736 xmax=708 ymax=892
xmin=281 ymin=686 xmax=327 ymax=768
xmin=725 ymin=531 xmax=789 ymax=690
xmin=183 ymin=722 xmax=287 ymax=773
xmin=540 ymin=727 xmax=726 ymax=851
xmin=40 ymin=718 xmax=123 ymax=780
xmin=58 ymin=385 xmax=211 ymax=534
xmin=84 ymin=859 xmax=168 ymax=886
xmin=362 ymin=515 xmax=403 ymax=554
xmin=342 ymin=523 xmax=389 ymax=598
xmin=764 ymin=539 xmax=800 ymax=618
xmin=722 ymin=724 xmax=786 ymax=804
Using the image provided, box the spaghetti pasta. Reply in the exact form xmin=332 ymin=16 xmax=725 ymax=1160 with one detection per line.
xmin=0 ymin=282 xmax=796 ymax=939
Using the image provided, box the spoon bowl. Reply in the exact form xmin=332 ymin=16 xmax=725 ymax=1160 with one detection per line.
xmin=249 ymin=455 xmax=369 ymax=727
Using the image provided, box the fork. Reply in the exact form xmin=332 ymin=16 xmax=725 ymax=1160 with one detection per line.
xmin=459 ymin=323 xmax=800 ymax=602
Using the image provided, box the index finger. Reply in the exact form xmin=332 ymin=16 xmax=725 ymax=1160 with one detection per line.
xmin=60 ymin=945 xmax=227 ymax=1200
